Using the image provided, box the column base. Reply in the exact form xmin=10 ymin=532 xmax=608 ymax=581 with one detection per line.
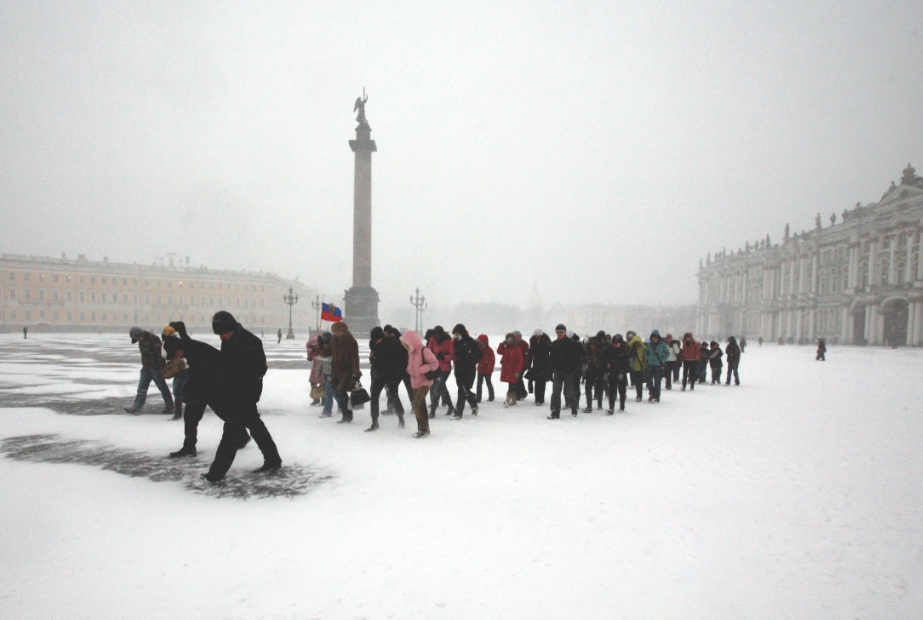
xmin=344 ymin=285 xmax=380 ymax=337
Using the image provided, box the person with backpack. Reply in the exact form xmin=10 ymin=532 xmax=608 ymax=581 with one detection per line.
xmin=400 ymin=330 xmax=440 ymax=438
xmin=725 ymin=336 xmax=741 ymax=385
xmin=644 ymin=330 xmax=670 ymax=403
xmin=475 ymin=334 xmax=496 ymax=403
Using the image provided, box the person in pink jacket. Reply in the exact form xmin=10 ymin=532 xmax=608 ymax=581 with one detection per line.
xmin=401 ymin=330 xmax=440 ymax=438
xmin=497 ymin=333 xmax=524 ymax=407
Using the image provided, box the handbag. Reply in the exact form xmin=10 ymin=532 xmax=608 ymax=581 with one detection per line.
xmin=349 ymin=380 xmax=371 ymax=407
xmin=310 ymin=383 xmax=325 ymax=399
xmin=422 ymin=348 xmax=441 ymax=380
xmin=161 ymin=357 xmax=186 ymax=379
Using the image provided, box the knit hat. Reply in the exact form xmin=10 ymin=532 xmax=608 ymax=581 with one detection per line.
xmin=452 ymin=323 xmax=467 ymax=336
xmin=534 ymin=328 xmax=543 ymax=337
xmin=370 ymin=326 xmax=384 ymax=341
xmin=211 ymin=311 xmax=237 ymax=335
xmin=555 ymin=324 xmax=566 ymax=332
xmin=129 ymin=326 xmax=144 ymax=343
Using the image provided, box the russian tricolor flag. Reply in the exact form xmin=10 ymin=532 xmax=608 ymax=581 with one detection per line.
xmin=321 ymin=302 xmax=343 ymax=323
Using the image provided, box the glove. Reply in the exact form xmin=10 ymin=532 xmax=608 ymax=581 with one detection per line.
xmin=436 ymin=352 xmax=445 ymax=361
xmin=514 ymin=372 xmax=520 ymax=379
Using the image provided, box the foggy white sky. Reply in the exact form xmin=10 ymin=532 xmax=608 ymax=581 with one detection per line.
xmin=2 ymin=1 xmax=921 ymax=313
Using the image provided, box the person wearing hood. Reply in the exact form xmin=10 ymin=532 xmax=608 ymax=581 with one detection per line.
xmin=664 ymin=333 xmax=682 ymax=390
xmin=725 ymin=336 xmax=741 ymax=385
xmin=202 ymin=311 xmax=281 ymax=483
xmin=527 ymin=329 xmax=552 ymax=406
xmin=604 ymin=334 xmax=632 ymax=413
xmin=548 ymin=324 xmax=583 ymax=418
xmin=627 ymin=332 xmax=647 ymax=403
xmin=497 ymin=332 xmax=524 ymax=407
xmin=644 ymin=330 xmax=670 ymax=403
xmin=401 ymin=330 xmax=440 ymax=437
xmin=449 ymin=324 xmax=483 ymax=418
xmin=329 ymin=321 xmax=361 ymax=423
xmin=366 ymin=326 xmax=408 ymax=431
xmin=427 ymin=325 xmax=455 ymax=417
xmin=582 ymin=331 xmax=606 ymax=412
xmin=384 ymin=324 xmax=415 ymax=408
xmin=708 ymin=341 xmax=724 ymax=384
xmin=124 ymin=326 xmax=175 ymax=415
xmin=680 ymin=333 xmax=700 ymax=391
xmin=816 ymin=337 xmax=826 ymax=361
xmin=475 ymin=334 xmax=496 ymax=403
xmin=161 ymin=325 xmax=189 ymax=421
xmin=698 ymin=340 xmax=710 ymax=384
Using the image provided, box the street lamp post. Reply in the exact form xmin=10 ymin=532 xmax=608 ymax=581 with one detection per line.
xmin=283 ymin=287 xmax=299 ymax=340
xmin=310 ymin=295 xmax=322 ymax=334
xmin=410 ymin=288 xmax=427 ymax=333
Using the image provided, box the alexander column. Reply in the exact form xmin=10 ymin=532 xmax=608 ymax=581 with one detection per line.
xmin=344 ymin=89 xmax=380 ymax=335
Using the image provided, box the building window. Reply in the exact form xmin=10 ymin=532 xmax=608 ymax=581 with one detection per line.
xmin=123 ymin=294 xmax=129 ymax=303
xmin=9 ymin=288 xmax=15 ymax=300
xmin=123 ymin=278 xmax=128 ymax=285
xmin=112 ymin=292 xmax=118 ymax=305
xmin=167 ymin=295 xmax=173 ymax=305
xmin=91 ymin=312 xmax=96 ymax=321
xmin=10 ymin=311 xmax=15 ymax=320
xmin=91 ymin=292 xmax=97 ymax=303
xmin=123 ymin=312 xmax=128 ymax=321
xmin=24 ymin=289 xmax=31 ymax=301
xmin=25 ymin=310 xmax=30 ymax=320
xmin=156 ymin=294 xmax=162 ymax=304
xmin=53 ymin=290 xmax=59 ymax=301
xmin=67 ymin=312 xmax=72 ymax=321
xmin=66 ymin=291 xmax=72 ymax=301
xmin=90 ymin=276 xmax=95 ymax=284
xmin=39 ymin=310 xmax=45 ymax=319
xmin=52 ymin=275 xmax=58 ymax=283
xmin=102 ymin=313 xmax=107 ymax=322
xmin=133 ymin=279 xmax=138 ymax=286
xmin=101 ymin=277 xmax=107 ymax=285
xmin=179 ymin=295 xmax=184 ymax=305
xmin=8 ymin=273 xmax=13 ymax=280
xmin=24 ymin=273 xmax=30 ymax=281
xmin=145 ymin=294 xmax=151 ymax=304
xmin=39 ymin=290 xmax=45 ymax=301
xmin=101 ymin=293 xmax=107 ymax=303
xmin=53 ymin=311 xmax=58 ymax=320
xmin=209 ymin=283 xmax=214 ymax=290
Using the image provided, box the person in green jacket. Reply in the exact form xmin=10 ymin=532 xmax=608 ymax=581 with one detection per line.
xmin=627 ymin=332 xmax=647 ymax=403
xmin=644 ymin=329 xmax=670 ymax=402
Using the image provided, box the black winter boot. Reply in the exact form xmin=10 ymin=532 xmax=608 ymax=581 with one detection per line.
xmin=170 ymin=445 xmax=196 ymax=458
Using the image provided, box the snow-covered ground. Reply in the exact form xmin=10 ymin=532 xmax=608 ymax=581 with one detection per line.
xmin=1 ymin=333 xmax=921 ymax=619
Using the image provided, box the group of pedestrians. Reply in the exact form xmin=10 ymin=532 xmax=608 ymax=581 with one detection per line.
xmin=306 ymin=323 xmax=744 ymax=433
xmin=124 ymin=314 xmax=744 ymax=481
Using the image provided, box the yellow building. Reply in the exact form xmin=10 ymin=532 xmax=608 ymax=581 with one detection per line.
xmin=1 ymin=253 xmax=312 ymax=334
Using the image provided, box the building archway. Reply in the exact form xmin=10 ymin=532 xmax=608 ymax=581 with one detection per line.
xmin=850 ymin=300 xmax=866 ymax=344
xmin=881 ymin=297 xmax=909 ymax=347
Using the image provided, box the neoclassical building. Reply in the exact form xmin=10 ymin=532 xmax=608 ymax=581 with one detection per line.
xmin=697 ymin=163 xmax=923 ymax=346
xmin=0 ymin=253 xmax=312 ymax=334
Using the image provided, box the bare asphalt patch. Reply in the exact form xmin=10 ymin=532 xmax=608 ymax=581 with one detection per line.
xmin=1 ymin=434 xmax=331 ymax=500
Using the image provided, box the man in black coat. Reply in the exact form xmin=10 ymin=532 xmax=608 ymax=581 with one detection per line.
xmin=165 ymin=321 xmax=250 ymax=458
xmin=366 ymin=326 xmax=409 ymax=431
xmin=548 ymin=324 xmax=583 ymax=418
xmin=528 ymin=330 xmax=552 ymax=406
xmin=202 ymin=311 xmax=282 ymax=482
xmin=450 ymin=323 xmax=483 ymax=419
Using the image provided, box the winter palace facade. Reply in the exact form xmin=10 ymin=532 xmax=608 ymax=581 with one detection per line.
xmin=697 ymin=163 xmax=923 ymax=346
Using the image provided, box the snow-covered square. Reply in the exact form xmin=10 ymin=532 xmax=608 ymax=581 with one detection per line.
xmin=0 ymin=334 xmax=920 ymax=619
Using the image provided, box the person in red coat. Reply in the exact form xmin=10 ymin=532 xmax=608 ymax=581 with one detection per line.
xmin=514 ymin=331 xmax=530 ymax=400
xmin=497 ymin=333 xmax=524 ymax=407
xmin=476 ymin=334 xmax=496 ymax=402
xmin=680 ymin=332 xmax=700 ymax=391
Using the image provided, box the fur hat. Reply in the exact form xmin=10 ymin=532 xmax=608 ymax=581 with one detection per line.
xmin=331 ymin=322 xmax=349 ymax=333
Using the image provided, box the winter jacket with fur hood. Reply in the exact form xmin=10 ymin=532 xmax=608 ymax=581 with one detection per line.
xmin=680 ymin=333 xmax=700 ymax=362
xmin=498 ymin=334 xmax=524 ymax=383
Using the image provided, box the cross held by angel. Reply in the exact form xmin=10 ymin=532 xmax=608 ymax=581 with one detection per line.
xmin=354 ymin=88 xmax=369 ymax=124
